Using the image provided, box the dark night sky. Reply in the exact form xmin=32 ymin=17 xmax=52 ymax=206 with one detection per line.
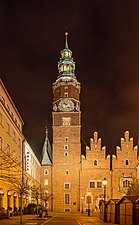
xmin=1 ymin=0 xmax=139 ymax=160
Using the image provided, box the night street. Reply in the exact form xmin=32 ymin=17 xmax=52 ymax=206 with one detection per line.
xmin=0 ymin=212 xmax=114 ymax=225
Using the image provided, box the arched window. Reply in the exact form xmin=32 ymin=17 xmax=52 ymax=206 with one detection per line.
xmin=44 ymin=169 xmax=49 ymax=175
xmin=94 ymin=160 xmax=98 ymax=166
xmin=125 ymin=160 xmax=129 ymax=166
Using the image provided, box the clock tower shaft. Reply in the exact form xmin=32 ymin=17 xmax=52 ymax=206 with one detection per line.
xmin=52 ymin=33 xmax=81 ymax=212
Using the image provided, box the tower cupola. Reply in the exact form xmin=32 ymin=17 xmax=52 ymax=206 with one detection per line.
xmin=57 ymin=32 xmax=76 ymax=79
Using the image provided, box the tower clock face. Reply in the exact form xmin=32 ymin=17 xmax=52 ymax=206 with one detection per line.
xmin=58 ymin=99 xmax=74 ymax=112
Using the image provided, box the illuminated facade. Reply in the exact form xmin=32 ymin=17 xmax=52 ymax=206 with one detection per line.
xmin=41 ymin=33 xmax=139 ymax=213
xmin=0 ymin=79 xmax=41 ymax=212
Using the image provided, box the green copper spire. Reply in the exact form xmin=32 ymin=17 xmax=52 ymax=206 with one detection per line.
xmin=57 ymin=32 xmax=76 ymax=79
xmin=41 ymin=127 xmax=52 ymax=166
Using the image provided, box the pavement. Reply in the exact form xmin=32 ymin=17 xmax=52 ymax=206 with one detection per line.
xmin=0 ymin=212 xmax=116 ymax=225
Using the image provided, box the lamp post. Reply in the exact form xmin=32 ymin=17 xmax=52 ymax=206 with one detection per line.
xmin=87 ymin=191 xmax=91 ymax=216
xmin=102 ymin=178 xmax=107 ymax=222
xmin=13 ymin=192 xmax=17 ymax=211
xmin=81 ymin=196 xmax=84 ymax=213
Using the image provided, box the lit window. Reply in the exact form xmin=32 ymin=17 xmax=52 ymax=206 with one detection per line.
xmin=64 ymin=152 xmax=68 ymax=157
xmin=44 ymin=169 xmax=49 ymax=175
xmin=13 ymin=131 xmax=16 ymax=141
xmin=15 ymin=118 xmax=17 ymax=125
xmin=44 ymin=190 xmax=49 ymax=197
xmin=64 ymin=145 xmax=68 ymax=150
xmin=65 ymin=137 xmax=68 ymax=142
xmin=66 ymin=170 xmax=69 ymax=175
xmin=65 ymin=194 xmax=70 ymax=205
xmin=64 ymin=183 xmax=70 ymax=189
xmin=94 ymin=160 xmax=98 ymax=166
xmin=62 ymin=117 xmax=71 ymax=126
xmin=97 ymin=182 xmax=102 ymax=188
xmin=1 ymin=96 xmax=5 ymax=105
xmin=123 ymin=180 xmax=131 ymax=187
xmin=90 ymin=181 xmax=95 ymax=188
xmin=44 ymin=179 xmax=48 ymax=185
xmin=7 ymin=105 xmax=10 ymax=112
xmin=64 ymin=92 xmax=68 ymax=97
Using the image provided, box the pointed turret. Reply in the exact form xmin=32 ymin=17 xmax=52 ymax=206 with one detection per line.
xmin=57 ymin=32 xmax=76 ymax=79
xmin=41 ymin=127 xmax=52 ymax=166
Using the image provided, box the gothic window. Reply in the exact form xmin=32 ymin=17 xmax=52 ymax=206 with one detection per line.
xmin=90 ymin=181 xmax=95 ymax=188
xmin=65 ymin=194 xmax=70 ymax=205
xmin=64 ymin=183 xmax=70 ymax=189
xmin=94 ymin=160 xmax=98 ymax=166
xmin=44 ymin=169 xmax=49 ymax=175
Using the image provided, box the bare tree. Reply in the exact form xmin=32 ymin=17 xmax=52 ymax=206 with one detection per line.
xmin=127 ymin=178 xmax=139 ymax=196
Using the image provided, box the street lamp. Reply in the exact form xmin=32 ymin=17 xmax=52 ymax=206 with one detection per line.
xmin=87 ymin=191 xmax=91 ymax=216
xmin=81 ymin=196 xmax=84 ymax=213
xmin=102 ymin=178 xmax=107 ymax=222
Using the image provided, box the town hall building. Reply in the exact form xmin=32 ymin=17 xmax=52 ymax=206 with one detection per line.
xmin=41 ymin=33 xmax=139 ymax=212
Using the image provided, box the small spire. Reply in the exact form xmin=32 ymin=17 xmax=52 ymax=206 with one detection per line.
xmin=65 ymin=32 xmax=69 ymax=49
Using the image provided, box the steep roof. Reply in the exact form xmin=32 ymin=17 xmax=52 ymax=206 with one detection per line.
xmin=41 ymin=128 xmax=52 ymax=166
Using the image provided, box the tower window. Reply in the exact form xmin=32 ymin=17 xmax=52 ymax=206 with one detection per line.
xmin=94 ymin=160 xmax=98 ymax=166
xmin=44 ymin=169 xmax=49 ymax=175
xmin=64 ymin=92 xmax=68 ymax=97
xmin=64 ymin=183 xmax=70 ymax=189
xmin=125 ymin=160 xmax=129 ymax=165
xmin=66 ymin=170 xmax=69 ymax=175
xmin=64 ymin=145 xmax=68 ymax=150
xmin=65 ymin=194 xmax=70 ymax=205
xmin=65 ymin=137 xmax=68 ymax=142
xmin=62 ymin=117 xmax=71 ymax=126
xmin=64 ymin=152 xmax=68 ymax=157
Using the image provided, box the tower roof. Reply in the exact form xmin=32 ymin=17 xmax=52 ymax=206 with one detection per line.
xmin=41 ymin=127 xmax=52 ymax=166
xmin=57 ymin=32 xmax=76 ymax=80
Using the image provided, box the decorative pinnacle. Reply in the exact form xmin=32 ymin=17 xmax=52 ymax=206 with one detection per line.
xmin=65 ymin=32 xmax=69 ymax=49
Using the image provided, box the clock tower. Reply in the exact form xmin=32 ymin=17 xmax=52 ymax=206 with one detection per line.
xmin=52 ymin=33 xmax=81 ymax=212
